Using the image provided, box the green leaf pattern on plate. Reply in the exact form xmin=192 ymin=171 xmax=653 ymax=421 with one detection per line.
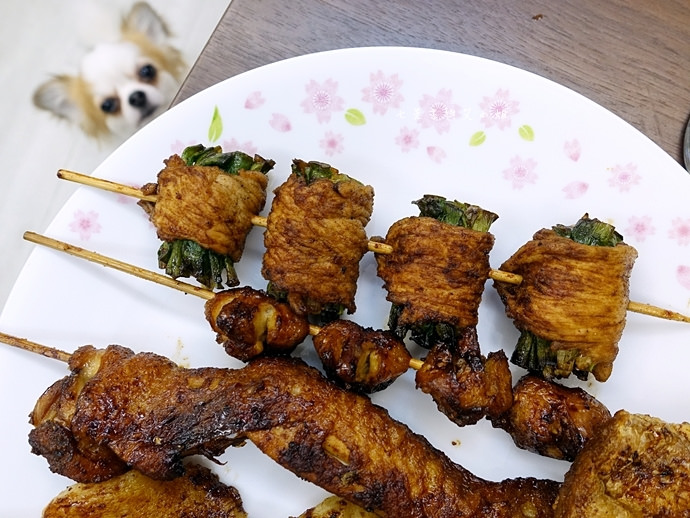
xmin=469 ymin=131 xmax=487 ymax=146
xmin=208 ymin=106 xmax=223 ymax=142
xmin=518 ymin=124 xmax=535 ymax=141
xmin=345 ymin=108 xmax=366 ymax=126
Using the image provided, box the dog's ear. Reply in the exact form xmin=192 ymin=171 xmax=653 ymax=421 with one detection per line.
xmin=33 ymin=76 xmax=81 ymax=122
xmin=32 ymin=75 xmax=107 ymax=137
xmin=122 ymin=2 xmax=172 ymax=44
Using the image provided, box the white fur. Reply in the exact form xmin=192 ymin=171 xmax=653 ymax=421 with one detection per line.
xmin=32 ymin=1 xmax=185 ymax=139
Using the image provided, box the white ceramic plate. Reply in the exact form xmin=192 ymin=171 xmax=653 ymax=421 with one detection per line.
xmin=1 ymin=47 xmax=689 ymax=516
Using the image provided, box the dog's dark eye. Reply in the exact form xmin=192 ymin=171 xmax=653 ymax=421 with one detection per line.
xmin=100 ymin=97 xmax=120 ymax=114
xmin=138 ymin=64 xmax=157 ymax=83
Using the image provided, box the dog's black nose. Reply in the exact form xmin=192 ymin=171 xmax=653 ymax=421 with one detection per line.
xmin=129 ymin=91 xmax=147 ymax=108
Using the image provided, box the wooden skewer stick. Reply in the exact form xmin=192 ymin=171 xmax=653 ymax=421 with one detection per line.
xmin=58 ymin=169 xmax=516 ymax=274
xmin=0 ymin=331 xmax=70 ymax=362
xmin=22 ymin=232 xmax=426 ymax=370
xmin=55 ymin=171 xmax=690 ymax=323
xmin=57 ymin=169 xmax=395 ymax=255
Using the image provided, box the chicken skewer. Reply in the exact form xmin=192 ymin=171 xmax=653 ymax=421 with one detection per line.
xmin=5 ymin=331 xmax=560 ymax=517
xmin=23 ymin=231 xmax=423 ymax=380
xmin=19 ymin=232 xmax=617 ymax=462
xmin=3 ymin=333 xmax=686 ymax=517
xmin=57 ymin=168 xmax=689 ymax=323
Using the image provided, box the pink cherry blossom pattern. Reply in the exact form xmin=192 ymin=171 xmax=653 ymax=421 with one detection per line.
xmin=562 ymin=181 xmax=589 ymax=199
xmin=361 ymin=71 xmax=404 ymax=115
xmin=677 ymin=265 xmax=690 ymax=290
xmin=170 ymin=139 xmax=198 ymax=155
xmin=607 ymin=163 xmax=641 ymax=192
xmin=669 ymin=218 xmax=690 ymax=246
xmin=69 ymin=209 xmax=102 ymax=240
xmin=479 ymin=89 xmax=519 ymax=130
xmin=417 ymin=89 xmax=461 ymax=134
xmin=502 ymin=155 xmax=538 ymax=189
xmin=564 ymin=139 xmax=581 ymax=161
xmin=624 ymin=215 xmax=656 ymax=242
xmin=426 ymin=146 xmax=447 ymax=163
xmin=223 ymin=138 xmax=258 ymax=155
xmin=395 ymin=126 xmax=420 ymax=152
xmin=244 ymin=91 xmax=265 ymax=109
xmin=300 ymin=79 xmax=345 ymax=123
xmin=320 ymin=131 xmax=344 ymax=157
xmin=269 ymin=113 xmax=292 ymax=132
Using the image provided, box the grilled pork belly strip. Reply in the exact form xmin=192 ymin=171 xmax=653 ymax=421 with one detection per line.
xmin=30 ymin=345 xmax=559 ymax=517
xmin=43 ymin=463 xmax=247 ymax=518
xmin=262 ymin=167 xmax=374 ymax=317
xmin=495 ymin=228 xmax=637 ymax=381
xmin=375 ymin=216 xmax=494 ymax=329
xmin=149 ymin=154 xmax=268 ymax=260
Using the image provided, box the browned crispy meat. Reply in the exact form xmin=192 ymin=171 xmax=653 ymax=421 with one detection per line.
xmin=31 ymin=345 xmax=559 ymax=517
xmin=490 ymin=375 xmax=611 ymax=461
xmin=313 ymin=319 xmax=411 ymax=393
xmin=29 ymin=347 xmax=128 ymax=483
xmin=205 ymin=286 xmax=310 ymax=361
xmin=374 ymin=216 xmax=494 ymax=329
xmin=293 ymin=496 xmax=379 ymax=518
xmin=262 ymin=170 xmax=374 ymax=317
xmin=495 ymin=228 xmax=637 ymax=381
xmin=147 ymin=154 xmax=268 ymax=259
xmin=43 ymin=463 xmax=247 ymax=518
xmin=415 ymin=328 xmax=513 ymax=426
xmin=554 ymin=410 xmax=690 ymax=517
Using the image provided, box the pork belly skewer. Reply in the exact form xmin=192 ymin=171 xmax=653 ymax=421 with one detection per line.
xmin=261 ymin=159 xmax=375 ymax=323
xmin=62 ymin=145 xmax=274 ymax=290
xmin=495 ymin=214 xmax=641 ymax=382
xmin=4 ymin=332 xmax=559 ymax=517
xmin=58 ymin=168 xmax=689 ymax=326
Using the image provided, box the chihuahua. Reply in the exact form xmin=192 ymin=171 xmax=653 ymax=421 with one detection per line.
xmin=33 ymin=2 xmax=186 ymax=139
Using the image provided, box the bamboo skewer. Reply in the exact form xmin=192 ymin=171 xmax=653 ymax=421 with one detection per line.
xmin=0 ymin=331 xmax=70 ymax=362
xmin=57 ymin=169 xmax=528 ymax=281
xmin=22 ymin=232 xmax=426 ymax=370
xmin=55 ymin=171 xmax=690 ymax=324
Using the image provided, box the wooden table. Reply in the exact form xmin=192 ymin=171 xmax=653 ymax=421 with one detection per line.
xmin=173 ymin=0 xmax=690 ymax=164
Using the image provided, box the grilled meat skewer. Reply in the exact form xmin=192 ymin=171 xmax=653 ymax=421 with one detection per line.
xmin=496 ymin=216 xmax=638 ymax=382
xmin=490 ymin=375 xmax=612 ymax=461
xmin=29 ymin=344 xmax=559 ymax=517
xmin=262 ymin=160 xmax=375 ymax=322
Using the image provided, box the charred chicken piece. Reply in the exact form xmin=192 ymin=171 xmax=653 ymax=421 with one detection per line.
xmin=554 ymin=410 xmax=690 ymax=517
xmin=375 ymin=214 xmax=495 ymax=343
xmin=313 ymin=319 xmax=412 ymax=393
xmin=495 ymin=216 xmax=637 ymax=382
xmin=43 ymin=463 xmax=247 ymax=518
xmin=140 ymin=145 xmax=272 ymax=288
xmin=28 ymin=347 xmax=129 ymax=483
xmin=262 ymin=160 xmax=374 ymax=322
xmin=205 ymin=286 xmax=310 ymax=361
xmin=415 ymin=327 xmax=513 ymax=427
xmin=30 ymin=345 xmax=559 ymax=517
xmin=490 ymin=375 xmax=611 ymax=461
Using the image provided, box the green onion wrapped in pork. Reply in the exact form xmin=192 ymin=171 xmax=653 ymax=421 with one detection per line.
xmin=262 ymin=160 xmax=375 ymax=324
xmin=140 ymin=144 xmax=274 ymax=289
xmin=495 ymin=214 xmax=638 ymax=382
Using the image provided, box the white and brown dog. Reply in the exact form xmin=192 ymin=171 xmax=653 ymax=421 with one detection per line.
xmin=33 ymin=2 xmax=185 ymax=139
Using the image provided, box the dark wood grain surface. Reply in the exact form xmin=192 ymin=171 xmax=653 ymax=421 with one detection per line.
xmin=174 ymin=0 xmax=690 ymax=164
